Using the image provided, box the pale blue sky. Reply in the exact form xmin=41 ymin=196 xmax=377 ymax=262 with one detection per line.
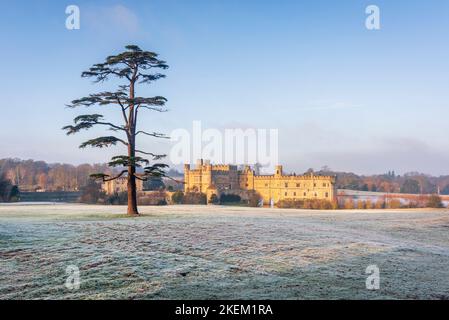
xmin=1 ymin=0 xmax=449 ymax=175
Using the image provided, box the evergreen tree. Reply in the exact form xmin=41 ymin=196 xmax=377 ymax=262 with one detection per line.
xmin=63 ymin=45 xmax=169 ymax=215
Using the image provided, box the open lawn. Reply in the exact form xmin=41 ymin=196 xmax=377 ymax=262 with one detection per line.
xmin=0 ymin=204 xmax=448 ymax=299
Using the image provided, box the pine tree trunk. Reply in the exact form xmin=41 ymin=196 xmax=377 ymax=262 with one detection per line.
xmin=127 ymin=127 xmax=138 ymax=215
xmin=127 ymin=71 xmax=139 ymax=216
xmin=127 ymin=162 xmax=139 ymax=215
xmin=127 ymin=132 xmax=139 ymax=215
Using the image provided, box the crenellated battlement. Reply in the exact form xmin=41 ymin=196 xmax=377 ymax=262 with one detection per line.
xmin=184 ymin=160 xmax=337 ymax=204
xmin=253 ymin=175 xmax=275 ymax=179
xmin=211 ymin=164 xmax=238 ymax=171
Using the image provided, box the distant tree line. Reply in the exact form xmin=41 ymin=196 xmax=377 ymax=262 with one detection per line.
xmin=316 ymin=167 xmax=449 ymax=195
xmin=0 ymin=158 xmax=115 ymax=192
xmin=0 ymin=158 xmax=184 ymax=205
xmin=2 ymin=158 xmax=449 ymax=196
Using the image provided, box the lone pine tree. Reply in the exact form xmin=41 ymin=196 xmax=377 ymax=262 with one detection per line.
xmin=63 ymin=45 xmax=169 ymax=215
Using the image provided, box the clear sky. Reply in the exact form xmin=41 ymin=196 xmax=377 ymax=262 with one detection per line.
xmin=1 ymin=0 xmax=449 ymax=175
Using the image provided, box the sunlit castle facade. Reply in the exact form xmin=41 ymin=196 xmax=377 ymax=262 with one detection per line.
xmin=102 ymin=176 xmax=144 ymax=195
xmin=184 ymin=159 xmax=336 ymax=204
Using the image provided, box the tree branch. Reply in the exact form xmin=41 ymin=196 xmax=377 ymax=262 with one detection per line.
xmin=90 ymin=170 xmax=127 ymax=182
xmin=135 ymin=150 xmax=166 ymax=160
xmin=79 ymin=136 xmax=128 ymax=149
xmin=135 ymin=131 xmax=169 ymax=139
xmin=116 ymin=97 xmax=129 ymax=125
xmin=63 ymin=114 xmax=126 ymax=135
xmin=108 ymin=155 xmax=149 ymax=168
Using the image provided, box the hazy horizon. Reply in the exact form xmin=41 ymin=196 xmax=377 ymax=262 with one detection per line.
xmin=1 ymin=0 xmax=449 ymax=175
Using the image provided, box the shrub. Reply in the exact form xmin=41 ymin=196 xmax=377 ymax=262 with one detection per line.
xmin=416 ymin=195 xmax=430 ymax=208
xmin=184 ymin=192 xmax=207 ymax=205
xmin=314 ymin=199 xmax=335 ymax=209
xmin=0 ymin=175 xmax=19 ymax=202
xmin=106 ymin=191 xmax=128 ymax=205
xmin=7 ymin=185 xmax=20 ymax=202
xmin=386 ymin=199 xmax=401 ymax=209
xmin=79 ymin=180 xmax=105 ymax=204
xmin=139 ymin=197 xmax=167 ymax=206
xmin=171 ymin=191 xmax=184 ymax=204
xmin=220 ymin=194 xmax=241 ymax=203
xmin=209 ymin=193 xmax=219 ymax=204
xmin=138 ymin=191 xmax=167 ymax=206
xmin=276 ymin=199 xmax=295 ymax=208
xmin=247 ymin=192 xmax=262 ymax=207
xmin=357 ymin=200 xmax=366 ymax=209
xmin=374 ymin=200 xmax=385 ymax=209
xmin=343 ymin=198 xmax=355 ymax=209
xmin=277 ymin=199 xmax=336 ymax=210
xmin=426 ymin=194 xmax=444 ymax=208
xmin=406 ymin=201 xmax=419 ymax=208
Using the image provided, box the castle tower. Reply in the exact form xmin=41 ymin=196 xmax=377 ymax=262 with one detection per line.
xmin=184 ymin=164 xmax=190 ymax=192
xmin=196 ymin=159 xmax=204 ymax=168
xmin=275 ymin=165 xmax=283 ymax=176
xmin=203 ymin=161 xmax=213 ymax=192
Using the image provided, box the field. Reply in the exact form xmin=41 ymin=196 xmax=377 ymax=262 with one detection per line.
xmin=1 ymin=204 xmax=448 ymax=300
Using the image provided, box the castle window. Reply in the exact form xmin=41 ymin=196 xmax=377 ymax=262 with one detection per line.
xmin=323 ymin=183 xmax=326 ymax=187
xmin=314 ymin=193 xmax=317 ymax=197
xmin=285 ymin=183 xmax=288 ymax=188
xmin=265 ymin=183 xmax=268 ymax=187
xmin=296 ymin=183 xmax=300 ymax=187
xmin=285 ymin=192 xmax=288 ymax=196
xmin=304 ymin=192 xmax=307 ymax=196
xmin=294 ymin=192 xmax=296 ymax=196
xmin=325 ymin=192 xmax=329 ymax=198
xmin=314 ymin=183 xmax=316 ymax=187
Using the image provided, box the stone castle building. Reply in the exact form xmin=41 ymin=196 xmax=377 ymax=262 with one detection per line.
xmin=184 ymin=159 xmax=336 ymax=204
xmin=102 ymin=176 xmax=143 ymax=195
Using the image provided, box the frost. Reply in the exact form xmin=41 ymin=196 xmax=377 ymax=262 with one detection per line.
xmin=0 ymin=204 xmax=448 ymax=299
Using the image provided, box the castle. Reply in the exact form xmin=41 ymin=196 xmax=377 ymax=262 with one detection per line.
xmin=184 ymin=159 xmax=336 ymax=205
xmin=102 ymin=176 xmax=143 ymax=195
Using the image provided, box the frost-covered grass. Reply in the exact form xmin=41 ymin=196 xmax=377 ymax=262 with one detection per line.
xmin=1 ymin=204 xmax=449 ymax=300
